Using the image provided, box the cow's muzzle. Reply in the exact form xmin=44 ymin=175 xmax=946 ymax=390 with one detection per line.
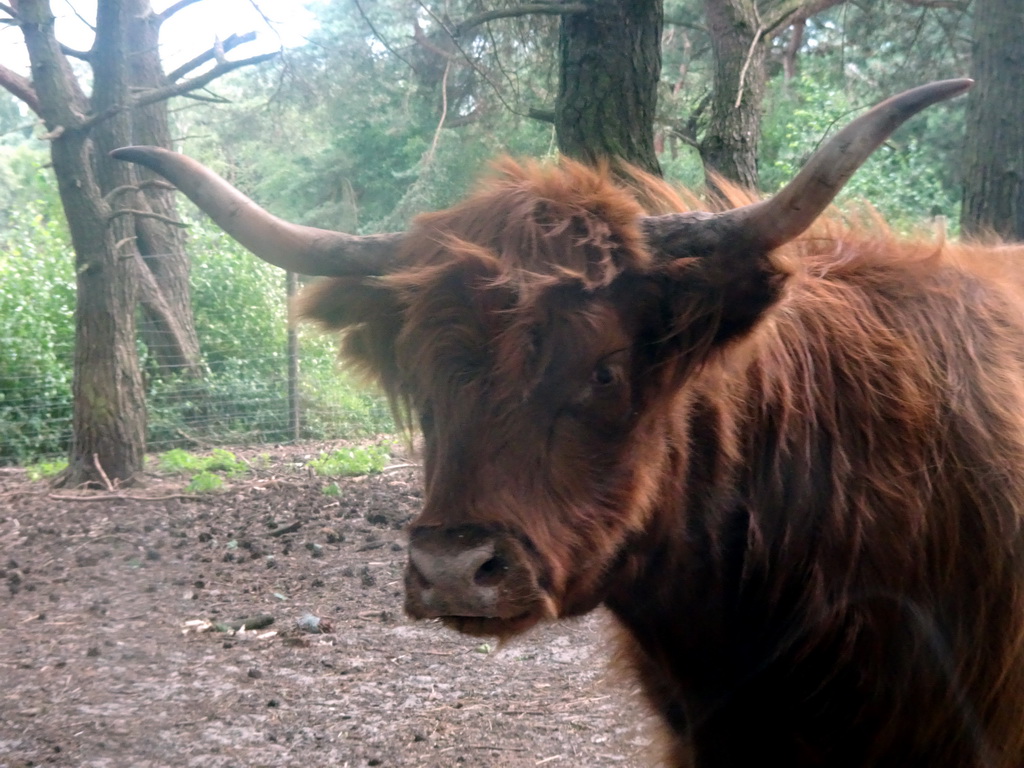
xmin=404 ymin=524 xmax=551 ymax=635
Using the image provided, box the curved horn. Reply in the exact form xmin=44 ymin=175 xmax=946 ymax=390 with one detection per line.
xmin=109 ymin=146 xmax=404 ymax=276
xmin=642 ymin=78 xmax=974 ymax=259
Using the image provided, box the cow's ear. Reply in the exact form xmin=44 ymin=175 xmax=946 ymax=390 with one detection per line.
xmin=295 ymin=276 xmax=404 ymax=391
xmin=295 ymin=276 xmax=399 ymax=330
xmin=625 ymin=252 xmax=788 ymax=373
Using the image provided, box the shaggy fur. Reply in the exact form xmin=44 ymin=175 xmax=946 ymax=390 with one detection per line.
xmin=299 ymin=158 xmax=1024 ymax=767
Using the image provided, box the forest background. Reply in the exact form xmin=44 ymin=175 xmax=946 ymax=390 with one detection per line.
xmin=0 ymin=0 xmax=1019 ymax=480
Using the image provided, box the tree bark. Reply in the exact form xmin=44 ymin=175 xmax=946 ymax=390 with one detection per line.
xmin=700 ymin=0 xmax=767 ymax=190
xmin=125 ymin=0 xmax=204 ymax=378
xmin=699 ymin=0 xmax=832 ymax=192
xmin=556 ymin=0 xmax=663 ymax=175
xmin=17 ymin=0 xmax=146 ymax=486
xmin=960 ymin=0 xmax=1024 ymax=240
xmin=3 ymin=0 xmax=268 ymax=485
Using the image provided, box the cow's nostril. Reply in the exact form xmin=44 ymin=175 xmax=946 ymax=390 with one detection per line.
xmin=408 ymin=562 xmax=432 ymax=590
xmin=474 ymin=555 xmax=507 ymax=587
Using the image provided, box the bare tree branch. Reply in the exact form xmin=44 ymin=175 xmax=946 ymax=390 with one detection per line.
xmin=133 ymin=50 xmax=278 ymax=108
xmin=60 ymin=44 xmax=92 ymax=60
xmin=175 ymin=90 xmax=232 ymax=104
xmin=415 ymin=2 xmax=539 ymax=119
xmin=451 ymin=2 xmax=587 ymax=35
xmin=77 ymin=50 xmax=277 ymax=133
xmin=245 ymin=0 xmax=283 ymax=47
xmin=66 ymin=0 xmax=95 ymax=33
xmin=165 ymin=31 xmax=257 ymax=82
xmin=424 ymin=59 xmax=450 ymax=166
xmin=759 ymin=0 xmax=835 ymax=36
xmin=104 ymin=180 xmax=175 ymax=203
xmin=899 ymin=0 xmax=967 ymax=9
xmin=775 ymin=0 xmax=845 ymax=79
xmin=157 ymin=0 xmax=205 ymax=24
xmin=107 ymin=208 xmax=188 ymax=227
xmin=0 ymin=63 xmax=41 ymax=115
xmin=352 ymin=0 xmax=413 ymax=70
xmin=0 ymin=3 xmax=18 ymax=19
xmin=735 ymin=6 xmax=764 ymax=108
xmin=528 ymin=106 xmax=555 ymax=123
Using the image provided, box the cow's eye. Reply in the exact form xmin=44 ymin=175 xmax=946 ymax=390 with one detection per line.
xmin=592 ymin=362 xmax=617 ymax=387
xmin=590 ymin=350 xmax=628 ymax=390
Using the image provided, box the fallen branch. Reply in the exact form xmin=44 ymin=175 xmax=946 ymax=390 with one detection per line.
xmin=48 ymin=492 xmax=202 ymax=502
xmin=215 ymin=614 xmax=275 ymax=632
xmin=268 ymin=520 xmax=302 ymax=537
xmin=92 ymin=453 xmax=115 ymax=492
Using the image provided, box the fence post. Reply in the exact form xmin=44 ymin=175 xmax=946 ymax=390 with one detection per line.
xmin=286 ymin=271 xmax=300 ymax=441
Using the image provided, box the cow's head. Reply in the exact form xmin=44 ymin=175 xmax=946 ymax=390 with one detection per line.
xmin=112 ymin=80 xmax=971 ymax=639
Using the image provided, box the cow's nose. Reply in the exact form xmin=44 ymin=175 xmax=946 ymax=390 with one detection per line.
xmin=405 ymin=535 xmax=509 ymax=618
xmin=403 ymin=522 xmax=545 ymax=620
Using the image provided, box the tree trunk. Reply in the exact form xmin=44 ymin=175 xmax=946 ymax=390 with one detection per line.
xmin=125 ymin=1 xmax=204 ymax=378
xmin=960 ymin=0 xmax=1024 ymax=240
xmin=17 ymin=0 xmax=146 ymax=486
xmin=698 ymin=0 xmax=835 ymax=193
xmin=700 ymin=0 xmax=767 ymax=191
xmin=556 ymin=0 xmax=663 ymax=175
xmin=4 ymin=0 xmax=272 ymax=485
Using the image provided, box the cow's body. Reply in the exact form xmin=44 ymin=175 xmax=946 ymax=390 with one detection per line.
xmin=301 ymin=172 xmax=1024 ymax=767
xmin=112 ymin=80 xmax=1024 ymax=766
xmin=603 ymin=233 xmax=1024 ymax=766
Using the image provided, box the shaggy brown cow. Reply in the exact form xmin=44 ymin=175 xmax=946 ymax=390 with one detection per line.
xmin=113 ymin=79 xmax=1024 ymax=767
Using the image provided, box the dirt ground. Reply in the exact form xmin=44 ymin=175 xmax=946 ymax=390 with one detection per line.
xmin=0 ymin=442 xmax=661 ymax=768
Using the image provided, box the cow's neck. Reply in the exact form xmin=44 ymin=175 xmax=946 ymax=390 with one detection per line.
xmin=601 ymin=386 xmax=863 ymax=764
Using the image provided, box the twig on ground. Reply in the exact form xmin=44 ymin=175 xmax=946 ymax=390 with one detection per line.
xmin=92 ymin=454 xmax=115 ymax=492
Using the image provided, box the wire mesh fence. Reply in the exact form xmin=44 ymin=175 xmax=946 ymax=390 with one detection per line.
xmin=0 ymin=319 xmax=395 ymax=467
xmin=1 ymin=226 xmax=397 ymax=467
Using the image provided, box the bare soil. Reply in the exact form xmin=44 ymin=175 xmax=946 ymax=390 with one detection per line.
xmin=0 ymin=443 xmax=658 ymax=768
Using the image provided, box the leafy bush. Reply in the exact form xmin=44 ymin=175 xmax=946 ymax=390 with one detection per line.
xmin=299 ymin=360 xmax=396 ymax=440
xmin=155 ymin=448 xmax=244 ymax=493
xmin=25 ymin=457 xmax=68 ymax=481
xmin=185 ymin=220 xmax=288 ymax=370
xmin=147 ymin=363 xmax=293 ymax=450
xmin=1 ymin=204 xmax=394 ymax=464
xmin=185 ymin=471 xmax=225 ymax=493
xmin=760 ymin=70 xmax=961 ymax=229
xmin=307 ymin=445 xmax=391 ymax=477
xmin=0 ymin=196 xmax=75 ymax=463
xmin=157 ymin=448 xmax=246 ymax=477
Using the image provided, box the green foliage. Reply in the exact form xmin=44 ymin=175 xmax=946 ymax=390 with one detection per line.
xmin=147 ymin=365 xmax=290 ymax=449
xmin=25 ymin=457 xmax=68 ymax=481
xmin=299 ymin=357 xmax=396 ymax=439
xmin=186 ymin=221 xmax=288 ymax=369
xmin=184 ymin=0 xmax=558 ymax=236
xmin=659 ymin=148 xmax=707 ymax=192
xmin=157 ymin=448 xmax=246 ymax=477
xmin=0 ymin=193 xmax=76 ymax=463
xmin=2 ymin=0 xmax=974 ymax=468
xmin=157 ymin=448 xmax=204 ymax=473
xmin=184 ymin=471 xmax=225 ymax=493
xmin=146 ymin=217 xmax=394 ymax=451
xmin=367 ymin=122 xmax=555 ymax=232
xmin=0 ymin=197 xmax=395 ymax=465
xmin=0 ymin=92 xmax=30 ymax=144
xmin=307 ymin=445 xmax=390 ymax=477
xmin=760 ymin=68 xmax=961 ymax=228
xmin=0 ymin=145 xmax=58 ymax=228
